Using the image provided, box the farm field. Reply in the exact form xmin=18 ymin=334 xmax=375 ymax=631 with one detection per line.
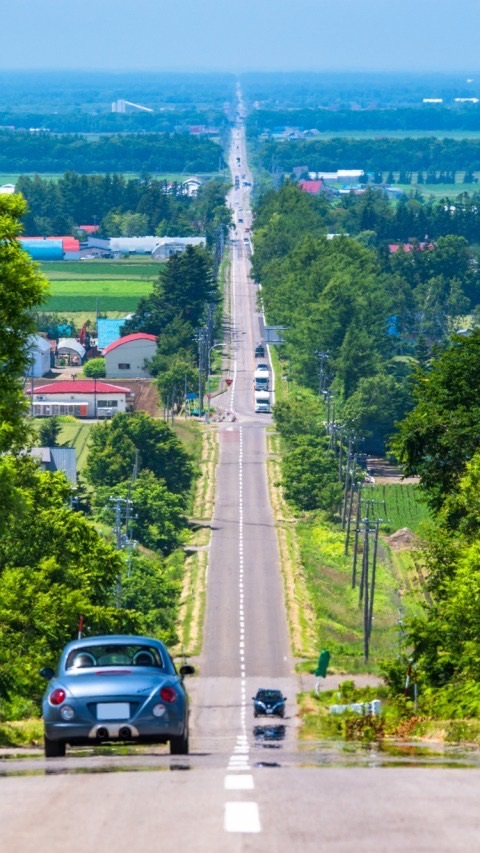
xmin=45 ymin=279 xmax=154 ymax=314
xmin=362 ymin=483 xmax=431 ymax=534
xmin=41 ymin=260 xmax=161 ymax=280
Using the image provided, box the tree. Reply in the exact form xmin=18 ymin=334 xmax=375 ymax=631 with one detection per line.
xmin=0 ymin=194 xmax=48 ymax=455
xmin=281 ymin=436 xmax=342 ymax=514
xmin=83 ymin=357 xmax=106 ymax=378
xmin=85 ymin=411 xmax=194 ymax=496
xmin=392 ymin=330 xmax=480 ymax=511
xmin=155 ymin=358 xmax=199 ymax=408
xmin=94 ymin=470 xmax=187 ymax=555
xmin=38 ymin=416 xmax=61 ymax=447
xmin=0 ymin=457 xmax=140 ymax=712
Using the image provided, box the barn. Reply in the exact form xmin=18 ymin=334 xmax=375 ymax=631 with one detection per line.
xmin=102 ymin=333 xmax=157 ymax=379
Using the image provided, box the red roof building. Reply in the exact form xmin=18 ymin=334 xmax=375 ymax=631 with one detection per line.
xmin=102 ymin=333 xmax=157 ymax=355
xmin=298 ymin=180 xmax=326 ymax=194
xmin=30 ymin=380 xmax=132 ymax=419
xmin=102 ymin=333 xmax=157 ymax=379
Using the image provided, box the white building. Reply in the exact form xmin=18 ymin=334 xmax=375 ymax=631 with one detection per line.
xmin=0 ymin=183 xmax=15 ymax=194
xmin=152 ymin=237 xmax=206 ymax=260
xmin=26 ymin=334 xmax=51 ymax=378
xmin=56 ymin=338 xmax=85 ymax=367
xmin=181 ymin=177 xmax=203 ymax=197
xmin=31 ymin=380 xmax=132 ymax=418
xmin=102 ymin=333 xmax=157 ymax=378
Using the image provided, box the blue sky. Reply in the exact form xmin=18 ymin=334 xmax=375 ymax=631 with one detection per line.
xmin=2 ymin=0 xmax=480 ymax=71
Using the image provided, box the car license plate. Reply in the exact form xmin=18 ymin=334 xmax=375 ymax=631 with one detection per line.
xmin=97 ymin=703 xmax=130 ymax=720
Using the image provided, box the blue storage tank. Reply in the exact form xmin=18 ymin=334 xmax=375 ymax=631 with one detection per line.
xmin=19 ymin=239 xmax=63 ymax=261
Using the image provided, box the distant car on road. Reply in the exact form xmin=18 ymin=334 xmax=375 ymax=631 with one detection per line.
xmin=40 ymin=635 xmax=194 ymax=757
xmin=253 ymin=688 xmax=286 ymax=718
xmin=254 ymin=344 xmax=265 ymax=358
xmin=256 ymin=363 xmax=269 ymax=373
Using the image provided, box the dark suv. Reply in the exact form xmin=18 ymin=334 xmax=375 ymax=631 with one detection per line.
xmin=252 ymin=688 xmax=286 ymax=718
xmin=254 ymin=344 xmax=265 ymax=358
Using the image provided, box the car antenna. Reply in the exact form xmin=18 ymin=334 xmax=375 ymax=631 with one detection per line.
xmin=78 ymin=615 xmax=84 ymax=640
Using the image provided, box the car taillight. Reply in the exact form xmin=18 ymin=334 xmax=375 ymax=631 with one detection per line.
xmin=160 ymin=686 xmax=177 ymax=703
xmin=49 ymin=688 xmax=66 ymax=706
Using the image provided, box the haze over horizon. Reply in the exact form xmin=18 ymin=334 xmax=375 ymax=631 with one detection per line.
xmin=2 ymin=0 xmax=480 ymax=73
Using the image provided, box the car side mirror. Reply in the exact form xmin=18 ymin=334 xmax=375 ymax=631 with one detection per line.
xmin=283 ymin=696 xmax=287 ymax=700
xmin=179 ymin=664 xmax=195 ymax=677
xmin=40 ymin=667 xmax=55 ymax=680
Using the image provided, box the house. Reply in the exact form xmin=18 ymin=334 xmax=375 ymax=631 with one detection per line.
xmin=297 ymin=179 xmax=328 ymax=195
xmin=181 ymin=177 xmax=203 ymax=197
xmin=0 ymin=183 xmax=15 ymax=194
xmin=30 ymin=447 xmax=77 ymax=484
xmin=152 ymin=236 xmax=206 ymax=259
xmin=102 ymin=333 xmax=157 ymax=378
xmin=31 ymin=380 xmax=132 ymax=418
xmin=26 ymin=334 xmax=52 ymax=377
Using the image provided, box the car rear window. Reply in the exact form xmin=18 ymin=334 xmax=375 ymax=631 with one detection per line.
xmin=66 ymin=644 xmax=164 ymax=670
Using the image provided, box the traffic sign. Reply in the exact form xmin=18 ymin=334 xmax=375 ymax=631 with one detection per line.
xmin=225 ymin=378 xmax=233 ymax=387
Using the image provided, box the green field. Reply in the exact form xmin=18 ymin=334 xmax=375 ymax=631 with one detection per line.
xmin=362 ymin=483 xmax=431 ymax=534
xmin=45 ymin=279 xmax=154 ymax=314
xmin=41 ymin=260 xmax=161 ymax=280
xmin=58 ymin=422 xmax=93 ymax=471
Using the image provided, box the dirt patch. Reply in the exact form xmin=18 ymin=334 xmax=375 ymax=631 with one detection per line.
xmin=367 ymin=456 xmax=420 ymax=486
xmin=387 ymin=527 xmax=420 ymax=551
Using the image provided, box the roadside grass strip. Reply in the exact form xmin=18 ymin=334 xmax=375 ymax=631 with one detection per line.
xmin=176 ymin=550 xmax=207 ymax=657
xmin=266 ymin=432 xmax=315 ymax=658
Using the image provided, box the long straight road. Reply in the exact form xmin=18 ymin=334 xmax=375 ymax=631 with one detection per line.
xmin=3 ymin=95 xmax=480 ymax=853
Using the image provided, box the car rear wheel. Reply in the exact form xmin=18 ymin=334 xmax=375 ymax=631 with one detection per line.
xmin=44 ymin=736 xmax=66 ymax=758
xmin=170 ymin=731 xmax=189 ymax=755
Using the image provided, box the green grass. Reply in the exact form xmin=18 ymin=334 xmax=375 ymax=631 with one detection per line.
xmin=41 ymin=260 xmax=161 ymax=280
xmin=297 ymin=514 xmax=412 ymax=670
xmin=58 ymin=422 xmax=93 ymax=471
xmin=363 ymin=484 xmax=431 ymax=535
xmin=45 ymin=279 xmax=153 ymax=313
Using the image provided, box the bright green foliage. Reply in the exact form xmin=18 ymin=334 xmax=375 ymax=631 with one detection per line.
xmin=94 ymin=470 xmax=187 ymax=555
xmin=0 ymin=457 xmax=139 ymax=713
xmin=119 ymin=552 xmax=183 ymax=646
xmin=85 ymin=411 xmax=194 ymax=495
xmin=83 ymin=358 xmax=106 ymax=378
xmin=392 ymin=330 xmax=480 ymax=512
xmin=0 ymin=194 xmax=48 ymax=455
xmin=38 ymin=416 xmax=61 ymax=448
xmin=155 ymin=358 xmax=199 ymax=408
xmin=123 ymin=245 xmax=216 ymax=356
xmin=282 ymin=436 xmax=343 ymax=514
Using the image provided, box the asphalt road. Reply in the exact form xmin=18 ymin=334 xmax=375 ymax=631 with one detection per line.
xmin=3 ymin=95 xmax=480 ymax=853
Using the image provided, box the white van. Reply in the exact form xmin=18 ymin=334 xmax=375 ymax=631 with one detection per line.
xmin=254 ymin=391 xmax=271 ymax=413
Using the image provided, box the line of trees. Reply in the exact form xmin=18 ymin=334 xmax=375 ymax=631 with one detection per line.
xmin=0 ymin=131 xmax=224 ymax=174
xmin=16 ymin=172 xmax=231 ymax=240
xmin=248 ymin=107 xmax=480 ymax=135
xmin=252 ymin=183 xmax=480 ymax=455
xmin=254 ymin=136 xmax=480 ymax=174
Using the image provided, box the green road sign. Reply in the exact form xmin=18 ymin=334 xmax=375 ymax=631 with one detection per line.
xmin=315 ymin=649 xmax=330 ymax=678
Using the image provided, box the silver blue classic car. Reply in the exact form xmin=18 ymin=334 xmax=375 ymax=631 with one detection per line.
xmin=40 ymin=635 xmax=194 ymax=758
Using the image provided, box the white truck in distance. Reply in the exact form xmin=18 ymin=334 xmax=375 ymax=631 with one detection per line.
xmin=254 ymin=368 xmax=269 ymax=391
xmin=254 ymin=390 xmax=271 ymax=413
